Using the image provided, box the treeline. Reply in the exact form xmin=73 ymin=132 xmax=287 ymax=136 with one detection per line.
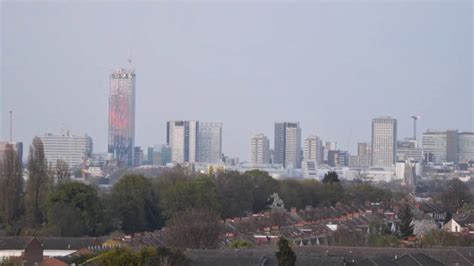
xmin=0 ymin=137 xmax=105 ymax=236
xmin=0 ymin=137 xmax=394 ymax=237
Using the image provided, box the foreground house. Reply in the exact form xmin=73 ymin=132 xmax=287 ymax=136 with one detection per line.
xmin=3 ymin=238 xmax=66 ymax=266
xmin=443 ymin=212 xmax=474 ymax=234
xmin=0 ymin=237 xmax=101 ymax=263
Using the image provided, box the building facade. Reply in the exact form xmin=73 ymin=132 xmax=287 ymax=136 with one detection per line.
xmin=396 ymin=161 xmax=416 ymax=186
xmin=328 ymin=150 xmax=349 ymax=167
xmin=108 ymin=67 xmax=136 ymax=167
xmin=357 ymin=142 xmax=371 ymax=157
xmin=304 ymin=135 xmax=323 ymax=165
xmin=349 ymin=155 xmax=370 ymax=168
xmin=396 ymin=138 xmax=423 ymax=162
xmin=158 ymin=144 xmax=171 ymax=165
xmin=446 ymin=130 xmax=459 ymax=163
xmin=146 ymin=147 xmax=154 ymax=165
xmin=250 ymin=133 xmax=270 ymax=164
xmin=133 ymin=146 xmax=143 ymax=167
xmin=371 ymin=116 xmax=397 ymax=168
xmin=166 ymin=121 xmax=199 ymax=163
xmin=349 ymin=142 xmax=371 ymax=168
xmin=458 ymin=132 xmax=474 ymax=162
xmin=198 ymin=122 xmax=222 ymax=163
xmin=39 ymin=131 xmax=93 ymax=169
xmin=87 ymin=152 xmax=112 ymax=168
xmin=422 ymin=129 xmax=459 ymax=164
xmin=274 ymin=122 xmax=302 ymax=169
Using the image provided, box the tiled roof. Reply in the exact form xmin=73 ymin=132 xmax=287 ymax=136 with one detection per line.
xmin=0 ymin=237 xmax=102 ymax=250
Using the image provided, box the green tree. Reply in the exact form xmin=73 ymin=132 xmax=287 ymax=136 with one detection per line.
xmin=321 ymin=182 xmax=344 ymax=206
xmin=229 ymin=239 xmax=253 ymax=249
xmin=245 ymin=170 xmax=278 ymax=213
xmin=277 ymin=179 xmax=305 ymax=210
xmin=145 ymin=247 xmax=189 ymax=266
xmin=25 ymin=137 xmax=49 ymax=227
xmin=96 ymin=246 xmax=188 ymax=266
xmin=111 ymin=175 xmax=162 ymax=234
xmin=440 ymin=179 xmax=472 ymax=212
xmin=344 ymin=184 xmax=392 ymax=205
xmin=0 ymin=144 xmax=23 ymax=226
xmin=164 ymin=208 xmax=221 ymax=249
xmin=215 ymin=171 xmax=253 ymax=218
xmin=275 ymin=236 xmax=296 ymax=266
xmin=398 ymin=204 xmax=414 ymax=238
xmin=96 ymin=248 xmax=140 ymax=266
xmin=158 ymin=176 xmax=221 ymax=218
xmin=322 ymin=171 xmax=340 ymax=183
xmin=300 ymin=179 xmax=323 ymax=207
xmin=45 ymin=181 xmax=112 ymax=236
xmin=55 ymin=159 xmax=71 ymax=184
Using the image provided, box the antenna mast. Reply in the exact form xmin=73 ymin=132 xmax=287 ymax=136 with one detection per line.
xmin=9 ymin=110 xmax=12 ymax=142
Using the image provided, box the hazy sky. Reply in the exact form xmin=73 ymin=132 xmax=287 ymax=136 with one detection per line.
xmin=1 ymin=1 xmax=473 ymax=160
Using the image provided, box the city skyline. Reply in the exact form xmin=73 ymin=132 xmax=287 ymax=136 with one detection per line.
xmin=2 ymin=1 xmax=472 ymax=161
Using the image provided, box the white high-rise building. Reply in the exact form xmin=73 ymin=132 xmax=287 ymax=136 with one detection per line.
xmin=274 ymin=122 xmax=302 ymax=169
xmin=39 ymin=131 xmax=93 ymax=169
xmin=422 ymin=130 xmax=447 ymax=163
xmin=371 ymin=116 xmax=397 ymax=168
xmin=458 ymin=132 xmax=474 ymax=162
xmin=422 ymin=129 xmax=459 ymax=164
xmin=166 ymin=121 xmax=198 ymax=163
xmin=198 ymin=122 xmax=222 ymax=163
xmin=250 ymin=134 xmax=270 ymax=164
xmin=304 ymin=135 xmax=323 ymax=165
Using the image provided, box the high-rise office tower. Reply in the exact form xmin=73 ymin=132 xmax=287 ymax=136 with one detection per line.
xmin=108 ymin=67 xmax=136 ymax=167
xmin=304 ymin=135 xmax=323 ymax=165
xmin=422 ymin=129 xmax=459 ymax=163
xmin=459 ymin=132 xmax=474 ymax=162
xmin=198 ymin=122 xmax=222 ymax=163
xmin=422 ymin=130 xmax=447 ymax=163
xmin=446 ymin=130 xmax=459 ymax=163
xmin=371 ymin=116 xmax=397 ymax=168
xmin=250 ymin=133 xmax=270 ymax=164
xmin=274 ymin=122 xmax=302 ymax=168
xmin=40 ymin=131 xmax=93 ymax=169
xmin=166 ymin=121 xmax=199 ymax=163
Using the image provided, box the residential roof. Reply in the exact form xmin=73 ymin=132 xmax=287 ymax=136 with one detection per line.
xmin=395 ymin=253 xmax=444 ymax=266
xmin=453 ymin=212 xmax=474 ymax=227
xmin=0 ymin=237 xmax=102 ymax=250
xmin=185 ymin=249 xmax=346 ymax=266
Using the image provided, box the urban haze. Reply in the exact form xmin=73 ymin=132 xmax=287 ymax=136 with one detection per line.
xmin=2 ymin=1 xmax=472 ymax=160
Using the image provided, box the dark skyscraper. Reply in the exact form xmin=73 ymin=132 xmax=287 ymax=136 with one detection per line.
xmin=274 ymin=122 xmax=302 ymax=169
xmin=108 ymin=67 xmax=136 ymax=167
